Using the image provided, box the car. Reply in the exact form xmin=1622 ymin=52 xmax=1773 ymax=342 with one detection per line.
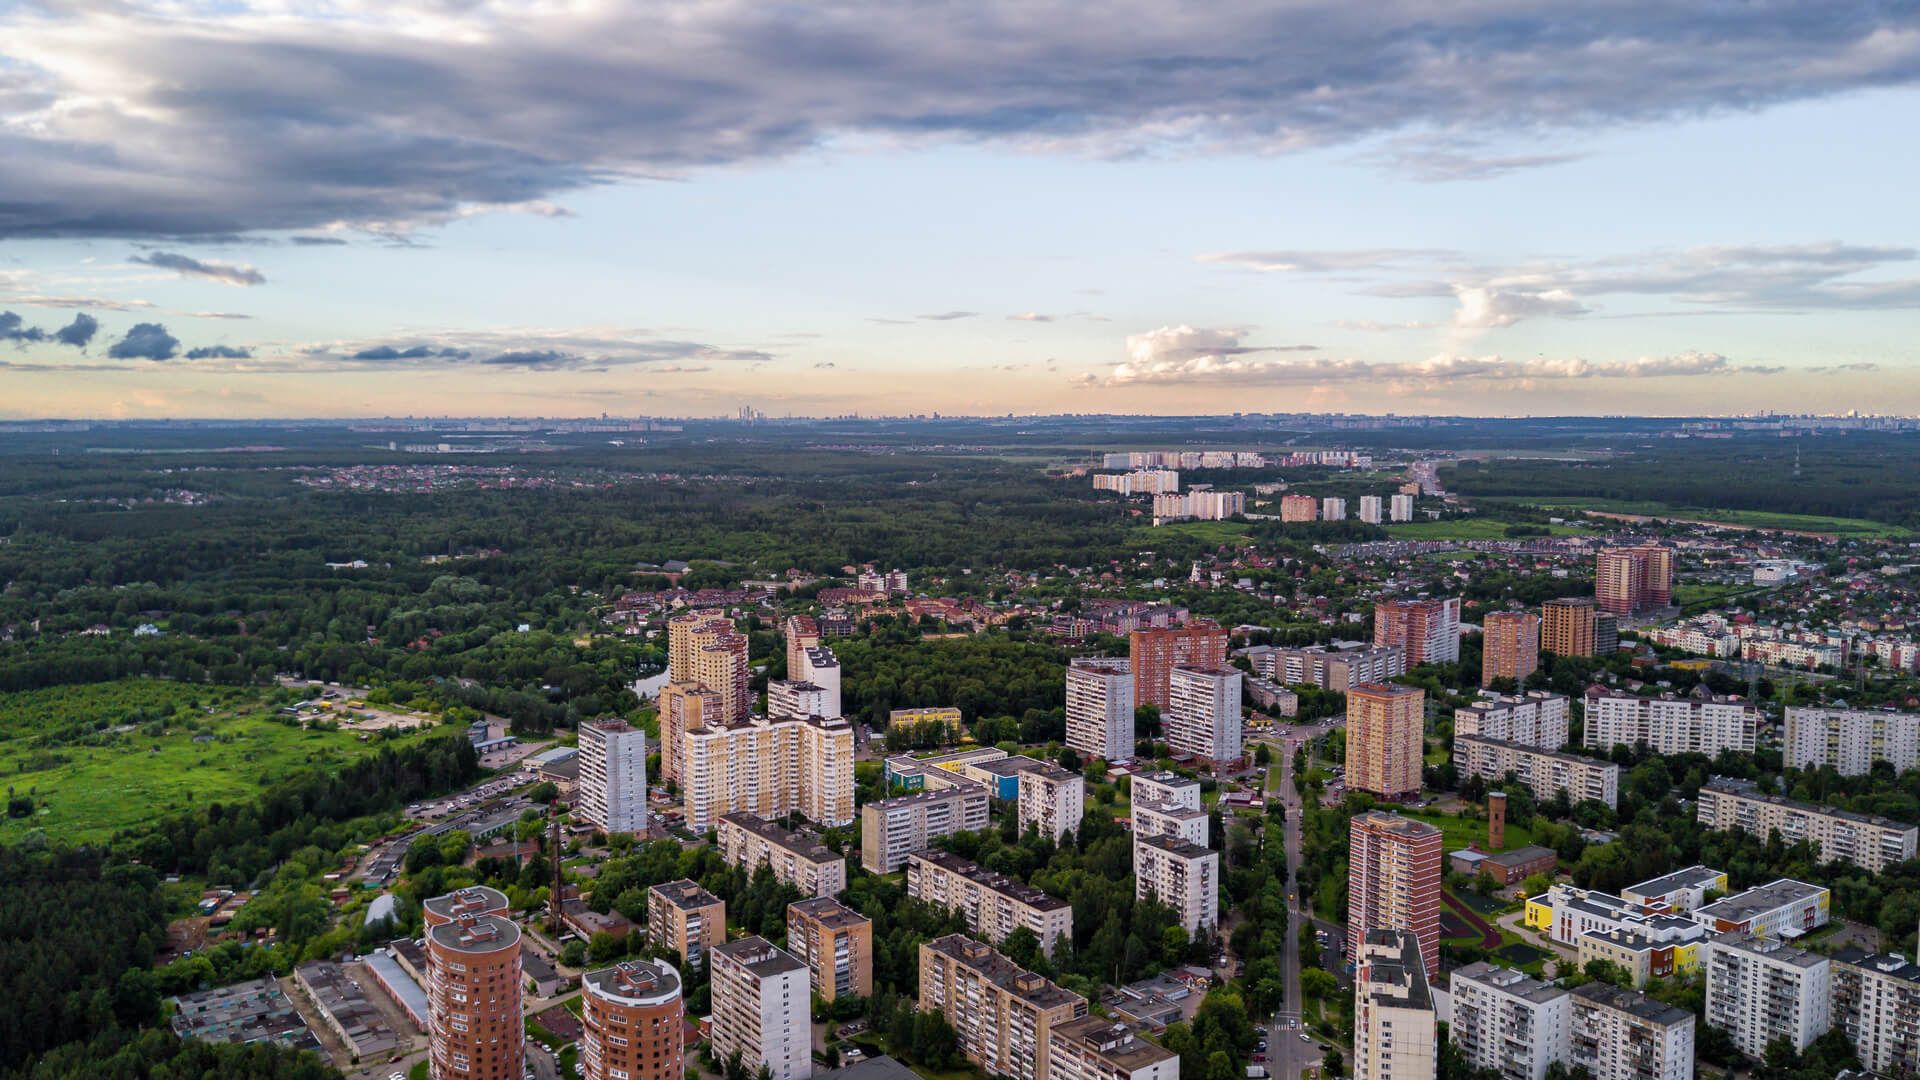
xmin=1257 ymin=1042 xmax=1268 ymax=1051
xmin=389 ymin=1073 xmax=405 ymax=1080
xmin=1301 ymin=1034 xmax=1313 ymax=1043
xmin=1252 ymin=1055 xmax=1266 ymax=1063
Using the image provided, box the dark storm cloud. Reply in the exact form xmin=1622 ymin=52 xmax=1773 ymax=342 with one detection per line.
xmin=108 ymin=322 xmax=181 ymax=360
xmin=2 ymin=3 xmax=1916 ymax=238
xmin=0 ymin=311 xmax=46 ymax=343
xmin=53 ymin=312 xmax=98 ymax=347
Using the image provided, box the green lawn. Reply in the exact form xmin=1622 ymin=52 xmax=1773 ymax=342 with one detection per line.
xmin=0 ymin=679 xmax=444 ymax=843
xmin=1399 ymin=808 xmax=1536 ymax=853
xmin=1137 ymin=520 xmax=1254 ymax=544
xmin=1387 ymin=518 xmax=1586 ymax=540
xmin=1477 ymin=497 xmax=1910 ymax=537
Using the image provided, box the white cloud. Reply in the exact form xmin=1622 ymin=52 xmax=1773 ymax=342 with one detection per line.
xmin=1450 ymin=285 xmax=1590 ymax=328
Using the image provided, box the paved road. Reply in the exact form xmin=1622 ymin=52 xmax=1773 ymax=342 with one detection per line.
xmin=1254 ymin=723 xmax=1339 ymax=1080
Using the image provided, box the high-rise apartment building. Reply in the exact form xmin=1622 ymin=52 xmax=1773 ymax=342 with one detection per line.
xmin=1279 ymin=494 xmax=1318 ymax=522
xmin=1832 ymin=948 xmax=1920 ymax=1077
xmin=1541 ymin=597 xmax=1597 ymax=657
xmin=1389 ymin=493 xmax=1415 ymax=522
xmin=647 ymin=879 xmax=725 ymax=968
xmin=1164 ymin=665 xmax=1243 ymax=766
xmin=1450 ymin=963 xmax=1570 ymax=1080
xmin=710 ymin=937 xmax=812 ymax=1080
xmin=908 ymin=850 xmax=1073 ymax=955
xmin=1353 ymin=930 xmax=1435 ymax=1080
xmin=919 ymin=936 xmax=1087 ymax=1080
xmin=1596 ymin=546 xmax=1674 ymax=616
xmin=1133 ymin=834 xmax=1219 ymax=935
xmin=1569 ymin=983 xmax=1695 ymax=1080
xmin=582 ymin=959 xmax=684 ymax=1080
xmin=658 ymin=681 xmax=723 ymax=783
xmin=1594 ymin=611 xmax=1619 ymax=656
xmin=784 ymin=615 xmax=820 ymax=679
xmin=766 ymin=679 xmax=833 ymax=722
xmin=1359 ymin=495 xmax=1384 ymax=524
xmin=1782 ymin=706 xmax=1920 ymax=776
xmin=1348 ymin=812 xmax=1443 ymax=975
xmin=1374 ymin=597 xmax=1462 ymax=665
xmin=860 ymin=785 xmax=992 ymax=872
xmin=798 ymin=646 xmax=842 ymax=719
xmin=1046 ymin=1017 xmax=1179 ymax=1080
xmin=786 ymin=898 xmax=873 ymax=1003
xmin=1696 ymin=778 xmax=1917 ymax=873
xmin=1454 ymin=691 xmax=1570 ymax=748
xmin=680 ymin=714 xmax=855 ymax=833
xmin=1482 ymin=611 xmax=1541 ymax=688
xmin=1065 ymin=658 xmax=1135 ymax=763
xmin=579 ymin=718 xmax=649 ymax=835
xmin=1129 ymin=622 xmax=1228 ymax=711
xmin=1346 ymin=683 xmax=1426 ymax=799
xmin=668 ymin=611 xmax=751 ymax=722
xmin=1582 ymin=688 xmax=1759 ymax=756
xmin=716 ymin=813 xmax=847 ymax=898
xmin=1018 ymin=763 xmax=1085 ymax=841
xmin=1704 ymin=933 xmax=1831 ymax=1059
xmin=1321 ymin=497 xmax=1348 ymax=521
xmin=424 ymin=889 xmax=524 ymax=1080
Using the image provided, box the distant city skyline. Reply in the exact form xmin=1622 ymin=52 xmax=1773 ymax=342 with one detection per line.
xmin=2 ymin=3 xmax=1918 ymax=419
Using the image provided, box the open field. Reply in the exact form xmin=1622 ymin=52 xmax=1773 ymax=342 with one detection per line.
xmin=0 ymin=679 xmax=444 ymax=843
xmin=1401 ymin=808 xmax=1536 ymax=853
xmin=1386 ymin=518 xmax=1588 ymax=540
xmin=1474 ymin=497 xmax=1911 ymax=538
xmin=1135 ymin=519 xmax=1253 ymax=544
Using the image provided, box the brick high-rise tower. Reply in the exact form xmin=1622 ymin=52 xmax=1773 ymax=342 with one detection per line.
xmin=1481 ymin=611 xmax=1541 ymax=688
xmin=1348 ymin=811 xmax=1443 ymax=975
xmin=1128 ymin=621 xmax=1228 ymax=711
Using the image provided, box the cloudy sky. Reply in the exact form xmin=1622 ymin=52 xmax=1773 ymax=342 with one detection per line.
xmin=3 ymin=1 xmax=1919 ymax=419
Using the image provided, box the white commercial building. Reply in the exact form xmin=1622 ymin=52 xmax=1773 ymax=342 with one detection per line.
xmin=710 ymin=937 xmax=813 ymax=1080
xmin=1569 ymin=984 xmax=1694 ymax=1080
xmin=1018 ymin=763 xmax=1085 ymax=842
xmin=1353 ymin=930 xmax=1435 ymax=1080
xmin=578 ymin=718 xmax=649 ymax=834
xmin=1704 ymin=933 xmax=1831 ymax=1059
xmin=1450 ymin=963 xmax=1569 ymax=1080
xmin=1066 ymin=658 xmax=1135 ymax=763
xmin=1359 ymin=495 xmax=1384 ymax=525
xmin=1782 ymin=706 xmax=1920 ymax=776
xmin=1165 ymin=665 xmax=1242 ymax=766
xmin=1690 ymin=878 xmax=1830 ymax=938
xmin=1582 ymin=688 xmax=1760 ymax=757
xmin=1133 ymin=834 xmax=1218 ymax=935
xmin=1454 ymin=691 xmax=1571 ymax=749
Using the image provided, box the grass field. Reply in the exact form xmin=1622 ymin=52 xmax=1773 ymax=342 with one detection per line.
xmin=1401 ymin=808 xmax=1535 ymax=853
xmin=1476 ymin=497 xmax=1910 ymax=537
xmin=1387 ymin=518 xmax=1587 ymax=540
xmin=0 ymin=679 xmax=442 ymax=843
xmin=1137 ymin=519 xmax=1253 ymax=544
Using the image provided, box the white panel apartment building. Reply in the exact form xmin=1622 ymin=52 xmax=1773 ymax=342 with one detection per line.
xmin=1359 ymin=495 xmax=1383 ymax=524
xmin=716 ymin=814 xmax=848 ymax=898
xmin=1255 ymin=645 xmax=1407 ymax=692
xmin=1390 ymin=494 xmax=1415 ymax=522
xmin=1569 ymin=984 xmax=1695 ymax=1080
xmin=1165 ymin=665 xmax=1242 ymax=766
xmin=1453 ymin=736 xmax=1621 ymax=810
xmin=1321 ymin=497 xmax=1347 ymax=521
xmin=907 ymin=849 xmax=1074 ymax=955
xmin=1353 ymin=930 xmax=1435 ymax=1080
xmin=798 ymin=646 xmax=842 ymax=718
xmin=1130 ymin=772 xmax=1209 ymax=846
xmin=1704 ymin=934 xmax=1831 ymax=1059
xmin=1454 ymin=692 xmax=1571 ymax=749
xmin=1783 ymin=706 xmax=1920 ymax=775
xmin=578 ymin=718 xmax=649 ymax=834
xmin=1582 ymin=688 xmax=1760 ymax=756
xmin=1450 ymin=964 xmax=1569 ymax=1080
xmin=1066 ymin=658 xmax=1135 ymax=763
xmin=1018 ymin=764 xmax=1085 ymax=842
xmin=1046 ymin=1017 xmax=1180 ymax=1080
xmin=711 ymin=937 xmax=813 ymax=1080
xmin=860 ymin=785 xmax=992 ymax=872
xmin=1833 ymin=948 xmax=1920 ymax=1077
xmin=1133 ymin=834 xmax=1219 ymax=935
xmin=1697 ymin=778 xmax=1919 ymax=873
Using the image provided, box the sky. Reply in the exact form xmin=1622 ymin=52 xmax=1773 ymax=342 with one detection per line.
xmin=3 ymin=2 xmax=1920 ymax=419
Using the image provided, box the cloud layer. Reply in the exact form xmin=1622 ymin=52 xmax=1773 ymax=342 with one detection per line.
xmin=131 ymin=251 xmax=267 ymax=287
xmin=3 ymin=3 xmax=1918 ymax=238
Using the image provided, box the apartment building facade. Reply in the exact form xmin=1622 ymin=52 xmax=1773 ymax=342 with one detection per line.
xmin=646 ymin=879 xmax=725 ymax=969
xmin=1346 ymin=682 xmax=1426 ymax=799
xmin=1453 ymin=736 xmax=1621 ymax=809
xmin=424 ymin=907 xmax=524 ymax=1080
xmin=1569 ymin=984 xmax=1695 ymax=1080
xmin=1450 ymin=963 xmax=1569 ymax=1080
xmin=1373 ymin=597 xmax=1462 ymax=665
xmin=907 ymin=849 xmax=1074 ymax=956
xmin=1832 ymin=947 xmax=1920 ymax=1077
xmin=1482 ymin=611 xmax=1542 ymax=688
xmin=786 ymin=898 xmax=873 ymax=1003
xmin=1782 ymin=706 xmax=1920 ymax=776
xmin=919 ymin=936 xmax=1087 ymax=1080
xmin=667 ymin=610 xmax=751 ymax=722
xmin=1045 ymin=1017 xmax=1179 ymax=1080
xmin=1348 ymin=812 xmax=1442 ymax=975
xmin=716 ymin=814 xmax=847 ymax=898
xmin=1696 ymin=777 xmax=1918 ymax=873
xmin=1129 ymin=622 xmax=1228 ymax=711
xmin=581 ymin=959 xmax=684 ymax=1080
xmin=1165 ymin=665 xmax=1243 ymax=766
xmin=681 ymin=714 xmax=855 ymax=833
xmin=783 ymin=614 xmax=820 ymax=679
xmin=1704 ymin=933 xmax=1831 ymax=1059
xmin=1596 ymin=546 xmax=1674 ymax=616
xmin=1254 ymin=644 xmax=1406 ymax=692
xmin=1582 ymin=688 xmax=1760 ymax=757
xmin=1353 ymin=930 xmax=1435 ymax=1080
xmin=1541 ymin=597 xmax=1598 ymax=658
xmin=1065 ymin=658 xmax=1135 ymax=763
xmin=1018 ymin=763 xmax=1086 ymax=842
xmin=1454 ymin=691 xmax=1570 ymax=749
xmin=1133 ymin=834 xmax=1220 ymax=935
xmin=860 ymin=785 xmax=991 ymax=872
xmin=579 ymin=718 xmax=649 ymax=835
xmin=710 ymin=938 xmax=812 ymax=1080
